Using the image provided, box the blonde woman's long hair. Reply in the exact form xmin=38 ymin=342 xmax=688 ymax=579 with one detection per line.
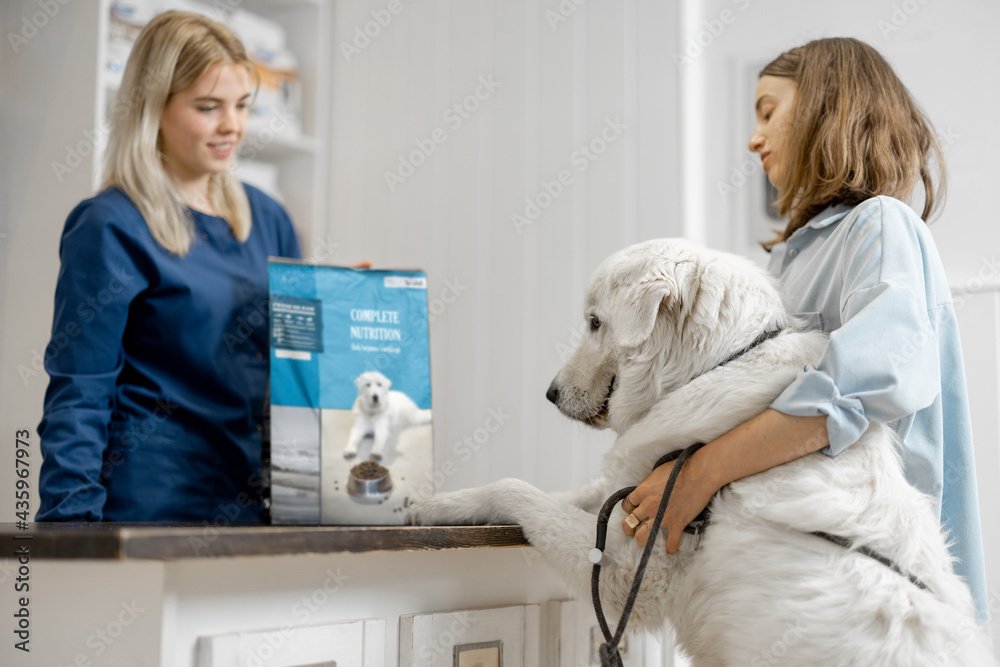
xmin=760 ymin=37 xmax=946 ymax=250
xmin=102 ymin=11 xmax=257 ymax=255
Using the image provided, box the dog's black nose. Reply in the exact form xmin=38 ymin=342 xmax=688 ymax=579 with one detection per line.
xmin=546 ymin=382 xmax=559 ymax=404
xmin=372 ymin=395 xmax=380 ymax=403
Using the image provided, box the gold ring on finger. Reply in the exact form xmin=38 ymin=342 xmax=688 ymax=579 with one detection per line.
xmin=622 ymin=495 xmax=638 ymax=513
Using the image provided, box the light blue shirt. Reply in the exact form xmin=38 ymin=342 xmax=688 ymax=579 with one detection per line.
xmin=768 ymin=195 xmax=989 ymax=625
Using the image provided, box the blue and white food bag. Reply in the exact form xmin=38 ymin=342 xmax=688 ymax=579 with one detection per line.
xmin=267 ymin=259 xmax=433 ymax=524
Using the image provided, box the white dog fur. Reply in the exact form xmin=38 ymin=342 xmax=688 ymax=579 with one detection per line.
xmin=407 ymin=238 xmax=995 ymax=665
xmin=343 ymin=370 xmax=432 ymax=461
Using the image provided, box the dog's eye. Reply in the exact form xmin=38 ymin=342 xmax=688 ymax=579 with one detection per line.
xmin=589 ymin=315 xmax=601 ymax=331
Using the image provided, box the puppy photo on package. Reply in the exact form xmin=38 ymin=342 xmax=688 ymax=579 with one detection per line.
xmin=266 ymin=260 xmax=433 ymax=525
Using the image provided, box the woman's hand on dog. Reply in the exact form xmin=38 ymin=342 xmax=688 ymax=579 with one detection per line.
xmin=622 ymin=410 xmax=830 ymax=553
xmin=621 ymin=447 xmax=719 ymax=554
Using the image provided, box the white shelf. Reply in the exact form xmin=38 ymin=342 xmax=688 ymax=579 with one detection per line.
xmin=241 ymin=0 xmax=325 ymax=8
xmin=241 ymin=127 xmax=320 ymax=159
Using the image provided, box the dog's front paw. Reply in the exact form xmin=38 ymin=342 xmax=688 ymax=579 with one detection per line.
xmin=405 ymin=481 xmax=531 ymax=526
xmin=405 ymin=493 xmax=478 ymax=526
xmin=405 ymin=488 xmax=516 ymax=526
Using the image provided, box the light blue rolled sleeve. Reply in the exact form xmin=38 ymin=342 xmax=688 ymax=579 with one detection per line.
xmin=771 ymin=198 xmax=943 ymax=452
xmin=767 ymin=196 xmax=990 ymax=626
xmin=774 ymin=244 xmax=942 ymax=454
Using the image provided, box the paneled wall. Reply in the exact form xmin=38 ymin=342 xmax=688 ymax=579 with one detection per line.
xmin=324 ymin=0 xmax=682 ymax=494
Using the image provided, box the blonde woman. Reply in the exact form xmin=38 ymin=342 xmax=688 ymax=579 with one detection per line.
xmin=622 ymin=38 xmax=990 ymax=627
xmin=37 ymin=11 xmax=300 ymax=522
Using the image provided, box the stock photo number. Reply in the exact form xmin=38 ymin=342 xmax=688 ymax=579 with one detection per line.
xmin=14 ymin=429 xmax=31 ymax=527
xmin=13 ymin=429 xmax=33 ymax=652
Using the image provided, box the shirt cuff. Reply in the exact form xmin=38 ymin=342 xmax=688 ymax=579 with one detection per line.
xmin=771 ymin=365 xmax=870 ymax=455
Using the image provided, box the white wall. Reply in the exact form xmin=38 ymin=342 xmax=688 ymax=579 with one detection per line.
xmin=0 ymin=0 xmax=105 ymax=536
xmin=323 ymin=0 xmax=682 ymax=495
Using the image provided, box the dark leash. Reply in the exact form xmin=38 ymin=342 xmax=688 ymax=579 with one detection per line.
xmin=808 ymin=531 xmax=929 ymax=592
xmin=589 ymin=443 xmax=707 ymax=667
xmin=586 ymin=329 xmax=932 ymax=667
xmin=587 ymin=330 xmax=783 ymax=666
xmin=589 ymin=445 xmax=933 ymax=667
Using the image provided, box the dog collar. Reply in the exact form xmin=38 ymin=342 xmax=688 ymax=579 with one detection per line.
xmin=719 ymin=328 xmax=784 ymax=368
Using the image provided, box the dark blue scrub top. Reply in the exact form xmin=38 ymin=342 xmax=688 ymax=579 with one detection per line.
xmin=36 ymin=184 xmax=301 ymax=522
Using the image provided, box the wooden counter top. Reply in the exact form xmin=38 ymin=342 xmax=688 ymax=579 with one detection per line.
xmin=0 ymin=523 xmax=529 ymax=560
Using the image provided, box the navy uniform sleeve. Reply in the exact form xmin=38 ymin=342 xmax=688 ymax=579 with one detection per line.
xmin=770 ymin=197 xmax=941 ymax=453
xmin=244 ymin=183 xmax=302 ymax=260
xmin=36 ymin=196 xmax=150 ymax=521
xmin=277 ymin=201 xmax=302 ymax=260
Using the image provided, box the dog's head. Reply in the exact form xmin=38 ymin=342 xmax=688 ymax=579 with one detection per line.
xmin=355 ymin=370 xmax=392 ymax=410
xmin=546 ymin=238 xmax=790 ymax=433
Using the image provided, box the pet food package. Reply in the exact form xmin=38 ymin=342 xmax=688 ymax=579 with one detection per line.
xmin=267 ymin=259 xmax=433 ymax=525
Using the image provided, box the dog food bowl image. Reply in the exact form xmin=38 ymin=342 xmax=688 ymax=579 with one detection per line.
xmin=347 ymin=460 xmax=393 ymax=502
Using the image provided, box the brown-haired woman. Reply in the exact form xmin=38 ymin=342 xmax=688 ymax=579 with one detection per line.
xmin=621 ymin=37 xmax=989 ymax=628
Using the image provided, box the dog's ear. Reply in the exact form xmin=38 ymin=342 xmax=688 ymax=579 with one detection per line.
xmin=382 ymin=375 xmax=392 ymax=389
xmin=355 ymin=373 xmax=369 ymax=388
xmin=611 ymin=268 xmax=678 ymax=348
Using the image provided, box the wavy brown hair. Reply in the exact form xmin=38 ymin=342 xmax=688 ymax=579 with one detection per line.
xmin=760 ymin=38 xmax=946 ymax=250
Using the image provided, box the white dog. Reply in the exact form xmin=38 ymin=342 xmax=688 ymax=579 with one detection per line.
xmin=343 ymin=370 xmax=432 ymax=461
xmin=407 ymin=239 xmax=995 ymax=665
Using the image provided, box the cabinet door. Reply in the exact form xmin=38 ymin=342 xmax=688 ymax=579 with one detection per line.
xmin=197 ymin=618 xmax=385 ymax=667
xmin=399 ymin=605 xmax=540 ymax=667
